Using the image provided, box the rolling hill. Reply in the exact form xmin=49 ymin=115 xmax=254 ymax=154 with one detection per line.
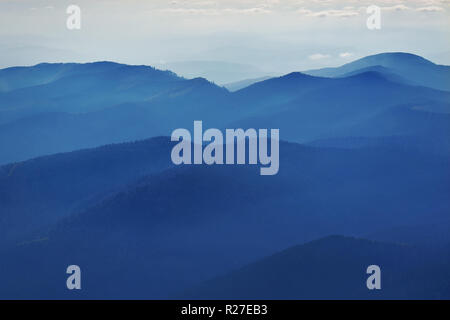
xmin=0 ymin=137 xmax=174 ymax=245
xmin=230 ymin=71 xmax=450 ymax=143
xmin=1 ymin=138 xmax=448 ymax=298
xmin=181 ymin=236 xmax=450 ymax=299
xmin=0 ymin=62 xmax=186 ymax=124
xmin=305 ymin=52 xmax=450 ymax=91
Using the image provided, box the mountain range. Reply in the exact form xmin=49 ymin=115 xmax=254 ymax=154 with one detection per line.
xmin=0 ymin=52 xmax=449 ymax=299
xmin=0 ymin=53 xmax=449 ymax=164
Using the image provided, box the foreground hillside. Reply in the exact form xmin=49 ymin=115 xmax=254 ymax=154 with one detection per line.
xmin=0 ymin=137 xmax=448 ymax=298
xmin=181 ymin=236 xmax=450 ymax=299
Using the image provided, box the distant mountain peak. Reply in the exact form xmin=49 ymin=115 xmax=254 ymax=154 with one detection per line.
xmin=189 ymin=77 xmax=213 ymax=84
xmin=282 ymin=71 xmax=317 ymax=79
xmin=353 ymin=52 xmax=435 ymax=66
xmin=304 ymin=52 xmax=449 ymax=91
xmin=345 ymin=70 xmax=389 ymax=81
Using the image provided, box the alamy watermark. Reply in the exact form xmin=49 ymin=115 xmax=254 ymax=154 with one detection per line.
xmin=66 ymin=265 xmax=81 ymax=290
xmin=366 ymin=265 xmax=381 ymax=290
xmin=367 ymin=5 xmax=381 ymax=30
xmin=66 ymin=5 xmax=81 ymax=30
xmin=170 ymin=121 xmax=279 ymax=176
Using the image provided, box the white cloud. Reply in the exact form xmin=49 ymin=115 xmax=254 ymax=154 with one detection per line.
xmin=160 ymin=6 xmax=271 ymax=15
xmin=225 ymin=7 xmax=271 ymax=14
xmin=381 ymin=5 xmax=411 ymax=11
xmin=159 ymin=8 xmax=219 ymax=15
xmin=297 ymin=8 xmax=359 ymax=18
xmin=339 ymin=52 xmax=353 ymax=58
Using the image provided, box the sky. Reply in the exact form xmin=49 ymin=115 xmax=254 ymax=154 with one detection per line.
xmin=0 ymin=0 xmax=449 ymax=82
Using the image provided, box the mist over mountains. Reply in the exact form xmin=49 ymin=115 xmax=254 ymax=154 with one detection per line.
xmin=0 ymin=53 xmax=449 ymax=165
xmin=305 ymin=52 xmax=450 ymax=91
xmin=0 ymin=52 xmax=449 ymax=299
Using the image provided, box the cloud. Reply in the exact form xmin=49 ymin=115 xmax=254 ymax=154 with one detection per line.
xmin=159 ymin=8 xmax=219 ymax=15
xmin=339 ymin=52 xmax=353 ymax=58
xmin=381 ymin=5 xmax=411 ymax=11
xmin=159 ymin=6 xmax=271 ymax=15
xmin=416 ymin=6 xmax=445 ymax=12
xmin=297 ymin=8 xmax=359 ymax=18
xmin=225 ymin=7 xmax=271 ymax=14
xmin=309 ymin=53 xmax=331 ymax=60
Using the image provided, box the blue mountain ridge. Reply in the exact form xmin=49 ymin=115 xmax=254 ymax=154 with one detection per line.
xmin=0 ymin=52 xmax=449 ymax=299
xmin=305 ymin=52 xmax=450 ymax=91
xmin=0 ymin=53 xmax=449 ymax=164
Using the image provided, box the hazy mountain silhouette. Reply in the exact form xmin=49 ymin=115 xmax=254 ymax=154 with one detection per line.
xmin=230 ymin=71 xmax=450 ymax=143
xmin=0 ymin=62 xmax=184 ymax=124
xmin=223 ymin=76 xmax=273 ymax=91
xmin=305 ymin=52 xmax=450 ymax=91
xmin=0 ymin=54 xmax=449 ymax=164
xmin=0 ymin=137 xmax=174 ymax=245
xmin=0 ymin=76 xmax=230 ymax=164
xmin=157 ymin=60 xmax=269 ymax=84
xmin=339 ymin=65 xmax=413 ymax=85
xmin=0 ymin=61 xmax=122 ymax=92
